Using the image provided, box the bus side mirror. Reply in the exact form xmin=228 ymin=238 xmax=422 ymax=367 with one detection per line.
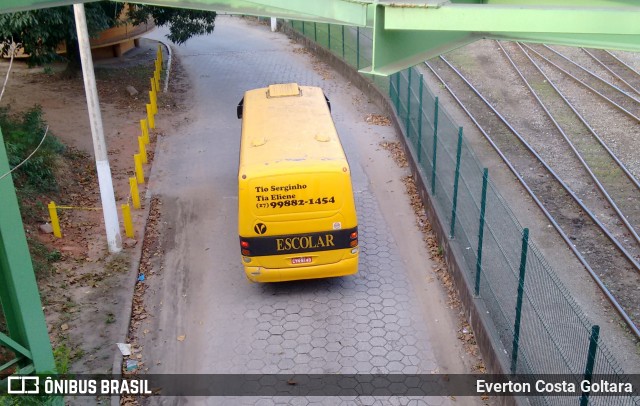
xmin=237 ymin=97 xmax=244 ymax=119
xmin=324 ymin=94 xmax=331 ymax=113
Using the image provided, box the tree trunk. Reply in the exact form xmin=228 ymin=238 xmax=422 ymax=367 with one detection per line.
xmin=61 ymin=40 xmax=82 ymax=79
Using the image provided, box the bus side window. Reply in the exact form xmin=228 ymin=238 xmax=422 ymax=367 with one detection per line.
xmin=324 ymin=94 xmax=331 ymax=113
xmin=237 ymin=97 xmax=244 ymax=119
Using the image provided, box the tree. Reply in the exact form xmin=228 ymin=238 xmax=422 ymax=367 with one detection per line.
xmin=0 ymin=2 xmax=216 ymax=68
xmin=127 ymin=5 xmax=216 ymax=45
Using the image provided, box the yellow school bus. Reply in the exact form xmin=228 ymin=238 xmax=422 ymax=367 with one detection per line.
xmin=237 ymin=83 xmax=359 ymax=282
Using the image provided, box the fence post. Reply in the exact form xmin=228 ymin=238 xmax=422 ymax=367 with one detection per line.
xmin=314 ymin=22 xmax=317 ymax=42
xmin=328 ymin=24 xmax=331 ymax=50
xmin=122 ymin=203 xmax=134 ymax=239
xmin=417 ymin=74 xmax=424 ymax=162
xmin=580 ymin=325 xmax=600 ymax=406
xmin=140 ymin=118 xmax=149 ymax=145
xmin=341 ymin=25 xmax=345 ymax=60
xmin=146 ymin=103 xmax=155 ymax=129
xmin=449 ymin=127 xmax=463 ymax=238
xmin=356 ymin=27 xmax=360 ymax=70
xmin=150 ymin=90 xmax=157 ymax=115
xmin=134 ymin=153 xmax=145 ymax=184
xmin=48 ymin=201 xmax=62 ymax=238
xmin=138 ymin=136 xmax=147 ymax=164
xmin=302 ymin=21 xmax=305 ymax=36
xmin=510 ymin=228 xmax=529 ymax=374
xmin=405 ymin=69 xmax=412 ymax=136
xmin=431 ymin=97 xmax=439 ymax=194
xmin=130 ymin=177 xmax=141 ymax=209
xmin=474 ymin=168 xmax=489 ymax=296
xmin=395 ymin=73 xmax=401 ymax=113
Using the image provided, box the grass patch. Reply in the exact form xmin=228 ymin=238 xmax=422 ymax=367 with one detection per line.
xmin=1 ymin=106 xmax=64 ymax=192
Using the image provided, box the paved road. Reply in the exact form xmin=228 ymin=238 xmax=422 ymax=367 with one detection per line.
xmin=139 ymin=17 xmax=481 ymax=406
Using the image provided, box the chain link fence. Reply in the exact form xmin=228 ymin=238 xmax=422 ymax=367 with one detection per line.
xmin=286 ymin=19 xmax=639 ymax=406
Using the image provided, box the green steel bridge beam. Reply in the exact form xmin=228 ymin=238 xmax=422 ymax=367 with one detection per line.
xmin=365 ymin=0 xmax=640 ymax=75
xmin=2 ymin=0 xmax=638 ymax=75
xmin=0 ymin=129 xmax=56 ymax=375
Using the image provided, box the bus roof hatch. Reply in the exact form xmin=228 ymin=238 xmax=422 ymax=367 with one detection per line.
xmin=267 ymin=83 xmax=301 ymax=98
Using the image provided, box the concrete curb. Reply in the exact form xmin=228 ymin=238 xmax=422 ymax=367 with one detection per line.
xmin=282 ymin=23 xmax=522 ymax=406
xmin=110 ymin=191 xmax=153 ymax=406
xmin=156 ymin=39 xmax=173 ymax=93
xmin=110 ymin=43 xmax=170 ymax=406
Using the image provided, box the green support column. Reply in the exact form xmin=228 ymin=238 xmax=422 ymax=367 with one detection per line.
xmin=356 ymin=26 xmax=360 ymax=70
xmin=394 ymin=72 xmax=401 ymax=113
xmin=314 ymin=21 xmax=317 ymax=41
xmin=510 ymin=228 xmax=529 ymax=374
xmin=431 ymin=96 xmax=439 ymax=194
xmin=474 ymin=168 xmax=489 ymax=296
xmin=580 ymin=325 xmax=600 ymax=406
xmin=328 ymin=23 xmax=331 ymax=50
xmin=341 ymin=25 xmax=345 ymax=60
xmin=405 ymin=68 xmax=412 ymax=137
xmin=449 ymin=127 xmax=463 ymax=238
xmin=417 ymin=73 xmax=424 ymax=162
xmin=302 ymin=20 xmax=305 ymax=36
xmin=0 ymin=128 xmax=56 ymax=374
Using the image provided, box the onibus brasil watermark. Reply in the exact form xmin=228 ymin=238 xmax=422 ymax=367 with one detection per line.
xmin=7 ymin=376 xmax=151 ymax=396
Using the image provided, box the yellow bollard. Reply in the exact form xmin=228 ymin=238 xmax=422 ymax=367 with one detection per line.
xmin=146 ymin=104 xmax=155 ymax=129
xmin=157 ymin=44 xmax=163 ymax=62
xmin=129 ymin=177 xmax=141 ymax=209
xmin=149 ymin=90 xmax=157 ymax=115
xmin=140 ymin=118 xmax=149 ymax=145
xmin=154 ymin=70 xmax=160 ymax=91
xmin=138 ymin=136 xmax=147 ymax=164
xmin=134 ymin=153 xmax=145 ymax=184
xmin=48 ymin=201 xmax=62 ymax=238
xmin=150 ymin=77 xmax=156 ymax=93
xmin=122 ymin=203 xmax=134 ymax=238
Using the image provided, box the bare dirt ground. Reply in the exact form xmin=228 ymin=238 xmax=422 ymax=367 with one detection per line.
xmin=0 ymin=36 xmax=188 ymax=383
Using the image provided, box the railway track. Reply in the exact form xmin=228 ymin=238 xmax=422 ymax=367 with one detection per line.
xmin=423 ymin=55 xmax=640 ymax=338
xmin=582 ymin=48 xmax=640 ymax=98
xmin=523 ymin=44 xmax=640 ymax=121
xmin=499 ymin=42 xmax=640 ymax=262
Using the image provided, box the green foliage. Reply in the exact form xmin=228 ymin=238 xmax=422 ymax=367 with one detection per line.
xmin=0 ymin=106 xmax=64 ymax=191
xmin=26 ymin=237 xmax=60 ymax=276
xmin=0 ymin=395 xmax=63 ymax=405
xmin=127 ymin=5 xmax=217 ymax=45
xmin=53 ymin=343 xmax=71 ymax=374
xmin=0 ymin=1 xmax=216 ymax=67
xmin=0 ymin=3 xmax=114 ymax=66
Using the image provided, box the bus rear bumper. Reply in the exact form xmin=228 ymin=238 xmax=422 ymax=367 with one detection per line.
xmin=243 ymin=256 xmax=358 ymax=283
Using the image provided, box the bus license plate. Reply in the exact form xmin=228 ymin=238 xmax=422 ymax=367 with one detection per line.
xmin=291 ymin=257 xmax=312 ymax=264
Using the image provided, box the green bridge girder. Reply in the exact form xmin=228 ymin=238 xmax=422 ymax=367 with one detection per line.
xmin=1 ymin=0 xmax=639 ymax=74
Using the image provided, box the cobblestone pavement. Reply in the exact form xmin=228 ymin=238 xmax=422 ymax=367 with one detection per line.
xmin=140 ymin=16 xmax=464 ymax=406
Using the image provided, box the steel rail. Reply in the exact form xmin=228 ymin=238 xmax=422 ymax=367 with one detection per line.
xmin=540 ymin=44 xmax=640 ymax=103
xmin=499 ymin=41 xmax=640 ymax=249
xmin=521 ymin=44 xmax=640 ymax=123
xmin=422 ymin=60 xmax=640 ymax=340
xmin=581 ymin=48 xmax=640 ymax=97
xmin=436 ymin=55 xmax=640 ymax=271
xmin=516 ymin=46 xmax=640 ymax=193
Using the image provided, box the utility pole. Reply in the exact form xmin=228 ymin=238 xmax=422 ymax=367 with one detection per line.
xmin=73 ymin=3 xmax=122 ymax=253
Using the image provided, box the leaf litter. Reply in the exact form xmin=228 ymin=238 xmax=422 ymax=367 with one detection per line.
xmin=385 ymin=141 xmax=487 ymax=374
